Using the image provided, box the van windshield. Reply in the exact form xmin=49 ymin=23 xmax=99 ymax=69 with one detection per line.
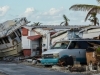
xmin=51 ymin=41 xmax=70 ymax=49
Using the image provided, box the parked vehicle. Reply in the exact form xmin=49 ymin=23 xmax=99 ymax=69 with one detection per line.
xmin=41 ymin=39 xmax=100 ymax=66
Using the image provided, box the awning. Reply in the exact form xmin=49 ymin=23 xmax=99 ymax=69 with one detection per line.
xmin=27 ymin=35 xmax=42 ymax=40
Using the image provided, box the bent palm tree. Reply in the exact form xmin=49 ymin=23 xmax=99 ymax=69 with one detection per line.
xmin=60 ymin=14 xmax=70 ymax=26
xmin=69 ymin=0 xmax=100 ymax=25
xmin=85 ymin=11 xmax=99 ymax=26
xmin=32 ymin=22 xmax=42 ymax=26
xmin=88 ymin=13 xmax=99 ymax=26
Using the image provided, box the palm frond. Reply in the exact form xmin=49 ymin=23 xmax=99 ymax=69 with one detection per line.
xmin=38 ymin=22 xmax=42 ymax=25
xmin=63 ymin=15 xmax=67 ymax=21
xmin=85 ymin=7 xmax=97 ymax=21
xmin=63 ymin=15 xmax=70 ymax=21
xmin=70 ymin=4 xmax=100 ymax=14
xmin=97 ymin=0 xmax=100 ymax=3
xmin=69 ymin=4 xmax=97 ymax=11
xmin=85 ymin=11 xmax=92 ymax=21
xmin=87 ymin=6 xmax=100 ymax=14
xmin=33 ymin=22 xmax=42 ymax=26
xmin=60 ymin=22 xmax=64 ymax=25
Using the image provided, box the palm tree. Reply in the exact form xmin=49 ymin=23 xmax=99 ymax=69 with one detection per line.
xmin=69 ymin=0 xmax=100 ymax=26
xmin=85 ymin=11 xmax=99 ymax=26
xmin=97 ymin=0 xmax=100 ymax=3
xmin=31 ymin=22 xmax=42 ymax=26
xmin=69 ymin=0 xmax=100 ymax=13
xmin=60 ymin=14 xmax=70 ymax=26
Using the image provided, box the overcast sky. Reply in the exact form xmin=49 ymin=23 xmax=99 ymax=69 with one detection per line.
xmin=0 ymin=0 xmax=99 ymax=25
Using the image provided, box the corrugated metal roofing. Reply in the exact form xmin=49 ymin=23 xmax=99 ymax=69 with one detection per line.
xmin=23 ymin=25 xmax=88 ymax=29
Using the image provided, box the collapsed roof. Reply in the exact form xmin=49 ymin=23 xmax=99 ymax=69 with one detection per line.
xmin=0 ymin=17 xmax=29 ymax=38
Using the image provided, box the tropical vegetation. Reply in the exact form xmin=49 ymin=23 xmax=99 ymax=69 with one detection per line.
xmin=69 ymin=0 xmax=100 ymax=26
xmin=60 ymin=14 xmax=70 ymax=26
xmin=86 ymin=12 xmax=99 ymax=25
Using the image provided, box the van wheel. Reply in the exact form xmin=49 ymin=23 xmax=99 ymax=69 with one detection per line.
xmin=58 ymin=57 xmax=68 ymax=66
xmin=58 ymin=56 xmax=74 ymax=66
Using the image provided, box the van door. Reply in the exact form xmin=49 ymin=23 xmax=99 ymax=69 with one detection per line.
xmin=67 ymin=41 xmax=86 ymax=63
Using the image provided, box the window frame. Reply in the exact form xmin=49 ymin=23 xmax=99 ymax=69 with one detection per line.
xmin=2 ymin=37 xmax=10 ymax=43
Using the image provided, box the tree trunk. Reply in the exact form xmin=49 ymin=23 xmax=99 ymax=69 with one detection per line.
xmin=94 ymin=18 xmax=97 ymax=26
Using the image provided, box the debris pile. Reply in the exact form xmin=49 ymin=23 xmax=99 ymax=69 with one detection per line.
xmin=86 ymin=42 xmax=100 ymax=71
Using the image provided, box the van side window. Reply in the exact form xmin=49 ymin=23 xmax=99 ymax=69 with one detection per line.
xmin=77 ymin=41 xmax=91 ymax=49
xmin=61 ymin=43 xmax=67 ymax=49
xmin=68 ymin=41 xmax=77 ymax=49
xmin=68 ymin=41 xmax=89 ymax=49
xmin=51 ymin=41 xmax=70 ymax=49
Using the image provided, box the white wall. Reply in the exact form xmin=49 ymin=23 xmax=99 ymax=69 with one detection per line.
xmin=83 ymin=28 xmax=100 ymax=38
xmin=22 ymin=36 xmax=31 ymax=49
xmin=22 ymin=28 xmax=42 ymax=50
xmin=83 ymin=32 xmax=100 ymax=38
xmin=22 ymin=27 xmax=51 ymax=53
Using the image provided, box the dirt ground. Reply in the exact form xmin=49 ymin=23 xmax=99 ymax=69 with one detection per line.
xmin=19 ymin=61 xmax=100 ymax=75
xmin=0 ymin=61 xmax=100 ymax=75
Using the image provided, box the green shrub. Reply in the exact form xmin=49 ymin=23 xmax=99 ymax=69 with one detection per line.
xmin=96 ymin=46 xmax=100 ymax=53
